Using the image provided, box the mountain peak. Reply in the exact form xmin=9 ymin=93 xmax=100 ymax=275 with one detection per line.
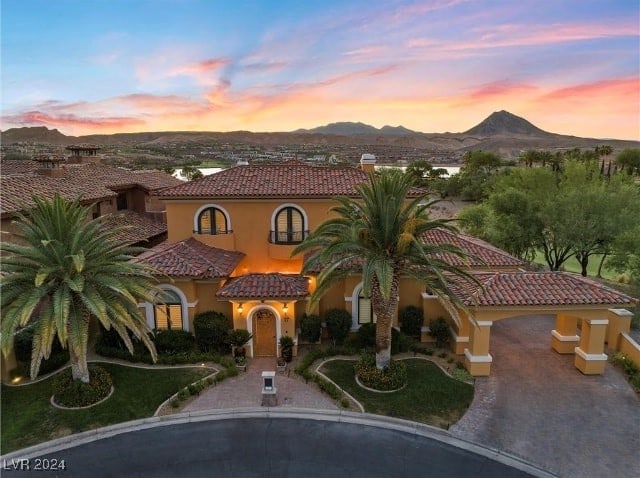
xmin=295 ymin=122 xmax=416 ymax=136
xmin=464 ymin=110 xmax=551 ymax=137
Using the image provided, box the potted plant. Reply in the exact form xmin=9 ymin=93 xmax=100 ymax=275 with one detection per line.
xmin=279 ymin=335 xmax=294 ymax=363
xmin=235 ymin=355 xmax=247 ymax=372
xmin=229 ymin=329 xmax=252 ymax=359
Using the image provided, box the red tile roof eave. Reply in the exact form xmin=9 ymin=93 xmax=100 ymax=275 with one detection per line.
xmin=154 ymin=193 xmax=365 ymax=200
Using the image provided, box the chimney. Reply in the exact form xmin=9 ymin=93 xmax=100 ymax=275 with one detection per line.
xmin=236 ymin=159 xmax=249 ymax=166
xmin=34 ymin=154 xmax=65 ymax=178
xmin=360 ymin=153 xmax=376 ymax=173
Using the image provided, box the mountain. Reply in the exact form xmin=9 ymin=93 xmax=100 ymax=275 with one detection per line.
xmin=2 ymin=111 xmax=637 ymax=157
xmin=295 ymin=122 xmax=417 ymax=136
xmin=463 ymin=110 xmax=551 ymax=137
xmin=0 ymin=126 xmax=73 ymax=144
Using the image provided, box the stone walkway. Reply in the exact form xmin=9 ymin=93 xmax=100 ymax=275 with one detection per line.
xmin=183 ymin=357 xmax=339 ymax=411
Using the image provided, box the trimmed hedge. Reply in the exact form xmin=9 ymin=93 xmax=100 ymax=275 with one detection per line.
xmin=52 ymin=365 xmax=113 ymax=407
xmin=399 ymin=306 xmax=424 ymax=338
xmin=193 ymin=311 xmax=230 ymax=353
xmin=300 ymin=313 xmax=322 ymax=343
xmin=154 ymin=329 xmax=195 ymax=354
xmin=325 ymin=309 xmax=352 ymax=345
xmin=429 ymin=317 xmax=451 ymax=348
xmin=13 ymin=327 xmax=69 ymax=377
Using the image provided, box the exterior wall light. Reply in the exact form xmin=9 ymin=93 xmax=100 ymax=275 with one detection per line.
xmin=237 ymin=304 xmax=243 ymax=315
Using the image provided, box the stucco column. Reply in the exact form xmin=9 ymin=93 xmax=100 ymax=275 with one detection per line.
xmin=449 ymin=308 xmax=471 ymax=355
xmin=574 ymin=318 xmax=608 ymax=375
xmin=464 ymin=320 xmax=493 ymax=376
xmin=606 ymin=309 xmax=633 ymax=351
xmin=551 ymin=313 xmax=580 ymax=354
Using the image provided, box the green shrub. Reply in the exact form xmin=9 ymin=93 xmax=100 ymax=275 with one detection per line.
xmin=193 ymin=311 xmax=230 ymax=353
xmin=356 ymin=323 xmax=376 ymax=349
xmin=391 ymin=328 xmax=414 ymax=354
xmin=154 ymin=329 xmax=195 ymax=354
xmin=354 ymin=353 xmax=407 ymax=391
xmin=13 ymin=327 xmax=70 ymax=376
xmin=52 ymin=365 xmax=112 ymax=407
xmin=613 ymin=353 xmax=640 ymax=377
xmin=399 ymin=306 xmax=424 ymax=338
xmin=341 ymin=398 xmax=350 ymax=408
xmin=177 ymin=388 xmax=190 ymax=400
xmin=410 ymin=344 xmax=434 ymax=356
xmin=430 ymin=317 xmax=451 ymax=348
xmin=228 ymin=329 xmax=252 ymax=348
xmin=314 ymin=375 xmax=343 ymax=400
xmin=171 ymin=399 xmax=181 ymax=408
xmin=300 ymin=313 xmax=322 ymax=343
xmin=325 ymin=309 xmax=352 ymax=345
xmin=187 ymin=381 xmax=205 ymax=395
xmin=451 ymin=367 xmax=473 ymax=382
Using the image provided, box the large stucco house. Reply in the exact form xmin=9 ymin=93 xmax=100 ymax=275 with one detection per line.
xmin=137 ymin=156 xmax=638 ymax=377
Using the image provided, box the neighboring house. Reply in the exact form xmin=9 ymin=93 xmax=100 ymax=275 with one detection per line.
xmin=0 ymin=152 xmax=183 ymax=248
xmin=139 ymin=156 xmax=638 ymax=376
xmin=0 ymin=152 xmax=183 ymax=380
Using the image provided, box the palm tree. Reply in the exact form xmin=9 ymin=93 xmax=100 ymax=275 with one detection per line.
xmin=1 ymin=194 xmax=158 ymax=382
xmin=293 ymin=170 xmax=477 ymax=370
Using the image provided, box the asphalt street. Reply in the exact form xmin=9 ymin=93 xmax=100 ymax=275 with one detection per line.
xmin=2 ymin=417 xmax=539 ymax=477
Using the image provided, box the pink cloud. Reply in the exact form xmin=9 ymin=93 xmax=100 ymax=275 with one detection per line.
xmin=3 ymin=111 xmax=145 ymax=131
xmin=463 ymin=80 xmax=539 ymax=103
xmin=540 ymin=77 xmax=639 ymax=101
xmin=170 ymin=57 xmax=229 ymax=76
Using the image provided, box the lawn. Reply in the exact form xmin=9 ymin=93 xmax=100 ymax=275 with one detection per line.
xmin=532 ymin=250 xmax=619 ymax=280
xmin=1 ymin=363 xmax=210 ymax=453
xmin=321 ymin=358 xmax=473 ymax=428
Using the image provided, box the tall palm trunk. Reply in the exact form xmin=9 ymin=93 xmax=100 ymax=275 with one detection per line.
xmin=69 ymin=341 xmax=90 ymax=383
xmin=371 ymin=274 xmax=399 ymax=370
xmin=68 ymin=309 xmax=91 ymax=383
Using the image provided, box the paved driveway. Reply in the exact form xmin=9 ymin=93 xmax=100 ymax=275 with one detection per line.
xmin=450 ymin=315 xmax=640 ymax=478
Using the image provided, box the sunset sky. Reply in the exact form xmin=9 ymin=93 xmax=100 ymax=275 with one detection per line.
xmin=2 ymin=0 xmax=639 ymax=139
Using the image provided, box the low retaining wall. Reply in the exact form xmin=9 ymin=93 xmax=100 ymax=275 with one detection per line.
xmin=619 ymin=332 xmax=640 ymax=366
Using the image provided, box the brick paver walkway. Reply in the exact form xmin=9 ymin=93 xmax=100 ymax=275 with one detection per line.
xmin=183 ymin=357 xmax=339 ymax=411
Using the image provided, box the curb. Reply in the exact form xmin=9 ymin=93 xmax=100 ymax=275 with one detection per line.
xmin=0 ymin=408 xmax=557 ymax=478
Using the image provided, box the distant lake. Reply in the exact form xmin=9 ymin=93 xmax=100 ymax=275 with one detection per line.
xmin=175 ymin=165 xmax=460 ymax=181
xmin=174 ymin=167 xmax=223 ymax=180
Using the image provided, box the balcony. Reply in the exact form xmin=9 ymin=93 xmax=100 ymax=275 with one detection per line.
xmin=268 ymin=230 xmax=309 ymax=260
xmin=268 ymin=230 xmax=309 ymax=245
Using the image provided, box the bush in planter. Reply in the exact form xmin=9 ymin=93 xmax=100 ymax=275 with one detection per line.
xmin=52 ymin=365 xmax=113 ymax=407
xmin=354 ymin=353 xmax=407 ymax=391
xmin=300 ymin=313 xmax=322 ymax=343
xmin=193 ymin=311 xmax=230 ymax=353
xmin=429 ymin=317 xmax=451 ymax=348
xmin=325 ymin=308 xmax=352 ymax=345
xmin=229 ymin=329 xmax=252 ymax=357
xmin=154 ymin=329 xmax=195 ymax=354
xmin=279 ymin=335 xmax=294 ymax=362
xmin=399 ymin=306 xmax=424 ymax=339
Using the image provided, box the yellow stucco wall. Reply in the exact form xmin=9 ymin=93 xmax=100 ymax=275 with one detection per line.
xmin=164 ymin=199 xmax=335 ymax=273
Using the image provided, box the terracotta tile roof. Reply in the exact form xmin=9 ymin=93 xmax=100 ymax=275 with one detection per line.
xmin=98 ymin=210 xmax=167 ymax=246
xmin=135 ymin=238 xmax=244 ymax=279
xmin=156 ymin=161 xmax=371 ymax=199
xmin=421 ymin=228 xmax=524 ymax=268
xmin=1 ymin=161 xmax=183 ymax=216
xmin=449 ymin=271 xmax=637 ymax=307
xmin=304 ymin=228 xmax=523 ymax=274
xmin=216 ymin=273 xmax=310 ymax=300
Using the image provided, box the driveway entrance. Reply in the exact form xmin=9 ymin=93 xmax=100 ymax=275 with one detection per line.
xmin=450 ymin=315 xmax=640 ymax=478
xmin=253 ymin=309 xmax=277 ymax=356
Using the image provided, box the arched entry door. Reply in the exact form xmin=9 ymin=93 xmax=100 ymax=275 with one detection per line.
xmin=253 ymin=309 xmax=277 ymax=356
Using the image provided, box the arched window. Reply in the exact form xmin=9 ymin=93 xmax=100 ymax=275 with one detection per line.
xmin=197 ymin=206 xmax=228 ymax=235
xmin=154 ymin=289 xmax=185 ymax=330
xmin=357 ymin=289 xmax=377 ymax=325
xmin=273 ymin=206 xmax=305 ymax=244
